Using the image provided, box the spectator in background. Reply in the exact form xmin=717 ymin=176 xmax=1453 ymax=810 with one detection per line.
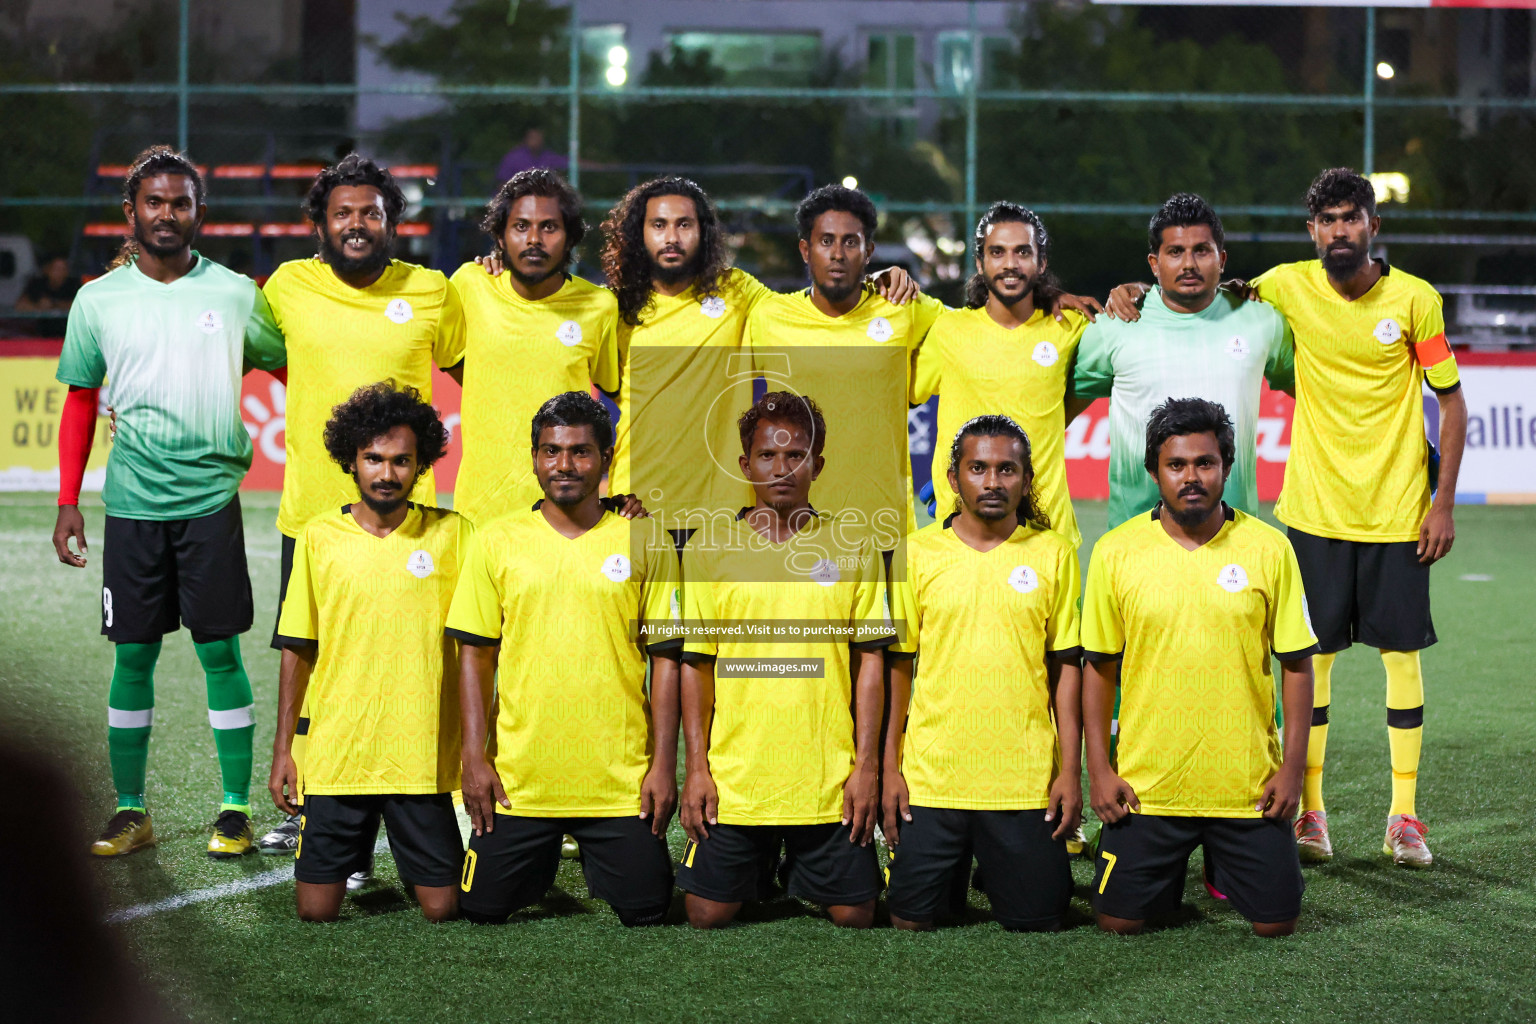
xmin=16 ymin=255 xmax=80 ymax=313
xmin=497 ymin=127 xmax=569 ymax=183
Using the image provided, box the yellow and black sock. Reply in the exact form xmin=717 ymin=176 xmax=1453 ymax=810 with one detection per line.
xmin=1302 ymin=651 xmax=1335 ymax=814
xmin=1382 ymin=649 xmax=1425 ymax=818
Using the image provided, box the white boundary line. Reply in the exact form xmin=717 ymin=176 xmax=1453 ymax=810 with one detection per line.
xmin=107 ymin=837 xmax=393 ymax=924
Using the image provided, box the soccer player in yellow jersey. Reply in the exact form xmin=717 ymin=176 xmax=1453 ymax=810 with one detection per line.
xmin=447 ymin=393 xmax=681 ymax=927
xmin=593 ymin=177 xmax=918 ymax=540
xmin=1083 ymin=398 xmax=1317 ymax=937
xmin=1250 ymin=169 xmax=1467 ymax=869
xmin=259 ymin=154 xmax=467 ymax=854
xmin=884 ymin=415 xmax=1083 ymax=932
xmin=677 ymin=392 xmax=893 ymax=929
xmin=450 ymin=169 xmax=619 ymax=525
xmin=269 ymin=383 xmax=467 ymax=923
xmin=747 ymin=185 xmax=945 ymax=551
xmin=914 ymin=203 xmax=1092 ymax=547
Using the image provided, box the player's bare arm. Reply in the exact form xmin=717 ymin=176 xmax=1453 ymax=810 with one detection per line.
xmin=1259 ymin=655 xmax=1314 ymax=820
xmin=1421 ymin=386 xmax=1467 ymax=564
xmin=843 ymin=647 xmax=884 ymax=846
xmin=639 ymin=653 xmax=681 ymax=836
xmin=268 ymin=645 xmax=315 ymax=816
xmin=458 ymin=641 xmax=509 ymax=836
xmin=679 ymin=657 xmax=718 ymax=842
xmin=880 ymin=655 xmax=914 ymax=845
xmin=1083 ymin=658 xmax=1139 ymax=822
xmin=1045 ymin=657 xmax=1085 ymax=839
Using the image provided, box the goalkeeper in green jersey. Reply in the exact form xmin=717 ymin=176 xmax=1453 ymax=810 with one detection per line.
xmin=52 ymin=147 xmax=287 ymax=859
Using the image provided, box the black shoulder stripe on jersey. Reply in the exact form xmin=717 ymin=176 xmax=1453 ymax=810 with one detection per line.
xmin=445 ymin=627 xmax=500 ymax=647
xmin=273 ymin=634 xmax=317 ymax=649
xmin=1275 ymin=643 xmax=1321 ymax=662
xmin=1428 ymin=380 xmax=1461 ymax=396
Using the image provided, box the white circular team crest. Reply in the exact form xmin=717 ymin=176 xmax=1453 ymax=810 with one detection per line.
xmin=1226 ymin=335 xmax=1249 ymax=359
xmin=866 ymin=317 xmax=894 ymax=343
xmin=1373 ymin=318 xmax=1402 ymax=345
xmin=555 ymin=320 xmax=583 ymax=347
xmin=699 ymin=295 xmax=726 ymax=319
xmin=809 ymin=558 xmax=841 ymax=587
xmin=1217 ymin=563 xmax=1249 ymax=593
xmin=601 ymin=553 xmax=632 ymax=583
xmin=1031 ymin=341 xmax=1058 ymax=367
xmin=1007 ymin=565 xmax=1039 ymax=594
xmin=196 ymin=309 xmax=224 ymax=335
xmin=407 ymin=549 xmax=435 ymax=578
xmin=385 ymin=298 xmax=414 ymax=324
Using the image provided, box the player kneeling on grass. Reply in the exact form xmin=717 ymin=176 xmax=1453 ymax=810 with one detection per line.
xmin=269 ymin=382 xmax=468 ymax=923
xmin=883 ymin=415 xmax=1083 ymax=932
xmin=1083 ymin=398 xmax=1316 ymax=937
xmin=677 ymin=392 xmax=893 ymax=930
xmin=447 ymin=392 xmax=680 ymax=927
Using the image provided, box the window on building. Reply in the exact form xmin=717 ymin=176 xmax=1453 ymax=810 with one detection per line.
xmin=867 ymin=32 xmax=917 ymax=92
xmin=665 ymin=32 xmax=821 ymax=85
xmin=936 ymin=30 xmax=1018 ymax=92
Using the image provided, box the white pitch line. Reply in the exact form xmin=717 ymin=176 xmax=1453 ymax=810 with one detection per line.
xmin=107 ymin=837 xmax=392 ymax=924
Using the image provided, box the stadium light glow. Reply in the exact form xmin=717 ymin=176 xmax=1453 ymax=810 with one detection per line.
xmin=608 ymin=45 xmax=628 ymax=67
xmin=842 ymin=175 xmax=858 ymax=189
xmin=1368 ymin=171 xmax=1410 ymax=204
xmin=1376 ymin=62 xmax=1395 ymax=80
xmin=605 ymin=65 xmax=627 ymax=87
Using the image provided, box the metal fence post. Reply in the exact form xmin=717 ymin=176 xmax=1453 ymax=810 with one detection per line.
xmin=568 ymin=0 xmax=581 ymax=189
xmin=177 ymin=0 xmax=190 ymax=152
xmin=964 ymin=0 xmax=978 ymax=252
xmin=1364 ymin=6 xmax=1376 ymax=175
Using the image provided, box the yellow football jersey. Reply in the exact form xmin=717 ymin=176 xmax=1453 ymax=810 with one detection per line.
xmin=1252 ymin=260 xmax=1459 ymax=542
xmin=912 ymin=306 xmax=1086 ymax=547
xmin=889 ymin=519 xmax=1080 ymax=810
xmin=608 ymin=269 xmax=770 ymax=529
xmin=444 ymin=508 xmax=680 ymax=817
xmin=449 ymin=267 xmax=620 ymax=526
xmin=276 ymin=504 xmax=470 ymax=796
xmin=747 ymin=288 xmax=945 ymax=550
xmin=1081 ymin=507 xmax=1318 ymax=817
xmin=681 ymin=513 xmax=893 ymax=826
xmin=264 ymin=258 xmax=466 ymax=537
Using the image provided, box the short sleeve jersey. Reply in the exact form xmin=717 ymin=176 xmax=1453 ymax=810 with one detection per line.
xmin=444 ymin=509 xmax=680 ymax=817
xmin=449 ymin=267 xmax=620 ymax=525
xmin=275 ymin=505 xmax=470 ymax=795
xmin=1070 ymin=288 xmax=1295 ymax=530
xmin=1252 ymin=260 xmax=1459 ymax=542
xmin=746 ymin=288 xmax=945 ymax=549
xmin=264 ymin=258 xmax=467 ymax=536
xmin=681 ymin=514 xmax=893 ymax=826
xmin=55 ymin=255 xmax=287 ymax=520
xmin=889 ymin=519 xmax=1081 ymax=810
xmin=1080 ymin=507 xmax=1318 ymax=817
xmin=913 ymin=306 xmax=1086 ymax=547
xmin=608 ymin=269 xmax=771 ymax=529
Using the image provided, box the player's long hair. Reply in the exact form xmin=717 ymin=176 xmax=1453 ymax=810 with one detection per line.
xmin=323 ymin=381 xmax=449 ymax=474
xmin=947 ymin=414 xmax=1050 ymax=529
xmin=109 ymin=146 xmax=206 ymax=270
xmin=963 ymin=201 xmax=1061 ymax=311
xmin=600 ymin=177 xmax=730 ymax=326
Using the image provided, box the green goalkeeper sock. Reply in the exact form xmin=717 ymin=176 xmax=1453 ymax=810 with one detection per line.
xmin=195 ymin=637 xmax=255 ymax=811
xmin=108 ymin=641 xmax=161 ymax=810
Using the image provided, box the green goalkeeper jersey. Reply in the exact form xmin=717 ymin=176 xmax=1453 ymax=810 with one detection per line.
xmin=56 ymin=254 xmax=287 ymax=520
xmin=1070 ymin=287 xmax=1294 ymax=530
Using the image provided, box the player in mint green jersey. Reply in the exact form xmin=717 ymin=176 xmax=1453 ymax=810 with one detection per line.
xmin=1070 ymin=193 xmax=1295 ymax=530
xmin=51 ymin=146 xmax=287 ymax=859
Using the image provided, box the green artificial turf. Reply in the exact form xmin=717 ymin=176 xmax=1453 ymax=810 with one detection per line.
xmin=2 ymin=492 xmax=1534 ymax=1023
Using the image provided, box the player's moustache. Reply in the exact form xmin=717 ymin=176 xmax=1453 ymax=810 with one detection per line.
xmin=1179 ymin=484 xmax=1207 ymax=498
xmin=520 ymin=247 xmax=548 ymax=260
